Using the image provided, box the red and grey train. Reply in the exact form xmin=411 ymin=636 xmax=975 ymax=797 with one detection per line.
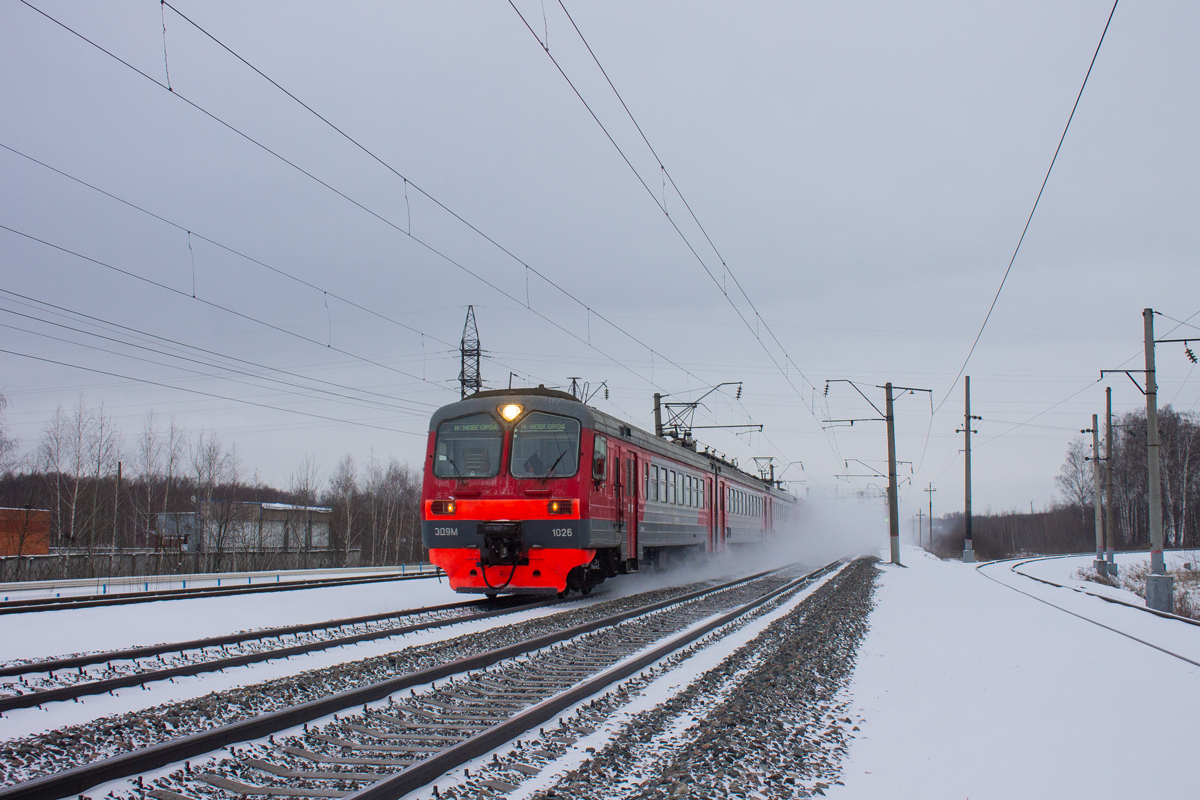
xmin=421 ymin=386 xmax=797 ymax=596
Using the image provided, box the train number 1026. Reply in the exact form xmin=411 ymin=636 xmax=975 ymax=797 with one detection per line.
xmin=551 ymin=528 xmax=573 ymax=538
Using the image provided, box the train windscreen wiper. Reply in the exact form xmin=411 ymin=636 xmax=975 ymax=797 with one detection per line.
xmin=538 ymin=449 xmax=569 ymax=483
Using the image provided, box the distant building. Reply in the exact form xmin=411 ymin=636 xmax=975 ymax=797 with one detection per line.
xmin=0 ymin=507 xmax=51 ymax=556
xmin=156 ymin=501 xmax=332 ymax=553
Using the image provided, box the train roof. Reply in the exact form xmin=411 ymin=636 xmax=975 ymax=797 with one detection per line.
xmin=431 ymin=387 xmax=795 ymax=502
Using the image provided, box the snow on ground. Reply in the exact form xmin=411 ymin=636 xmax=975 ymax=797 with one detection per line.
xmin=0 ymin=574 xmax=462 ymax=662
xmin=835 ymin=546 xmax=1200 ymax=799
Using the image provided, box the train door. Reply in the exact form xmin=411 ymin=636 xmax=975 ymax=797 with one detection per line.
xmin=707 ymin=476 xmax=717 ymax=552
xmin=612 ymin=443 xmax=624 ymax=535
xmin=625 ymin=452 xmax=639 ymax=565
xmin=715 ymin=478 xmax=727 ymax=552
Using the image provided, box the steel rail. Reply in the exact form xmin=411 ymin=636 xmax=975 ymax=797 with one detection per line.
xmin=0 ymin=596 xmax=523 ymax=678
xmin=0 ymin=569 xmax=780 ymax=800
xmin=0 ymin=597 xmax=561 ymax=712
xmin=976 ymin=559 xmax=1200 ymax=668
xmin=0 ymin=571 xmax=443 ymax=616
xmin=349 ymin=560 xmax=845 ymax=800
xmin=991 ymin=554 xmax=1200 ymax=628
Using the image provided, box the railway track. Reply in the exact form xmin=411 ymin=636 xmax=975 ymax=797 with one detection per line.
xmin=976 ymin=557 xmax=1200 ymax=668
xmin=1004 ymin=556 xmax=1200 ymax=627
xmin=0 ymin=571 xmax=443 ymax=617
xmin=0 ymin=562 xmax=843 ymax=800
xmin=0 ymin=596 xmax=558 ymax=713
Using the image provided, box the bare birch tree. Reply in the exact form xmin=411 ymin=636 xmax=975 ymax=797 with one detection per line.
xmin=328 ymin=454 xmax=357 ymax=563
xmin=0 ymin=393 xmax=18 ymax=475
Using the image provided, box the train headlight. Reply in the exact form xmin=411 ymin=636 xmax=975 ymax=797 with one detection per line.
xmin=548 ymin=499 xmax=573 ymax=515
xmin=499 ymin=404 xmax=523 ymax=422
xmin=431 ymin=500 xmax=457 ymax=515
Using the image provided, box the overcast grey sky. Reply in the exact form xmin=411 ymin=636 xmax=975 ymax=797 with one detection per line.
xmin=1 ymin=1 xmax=1197 ymax=522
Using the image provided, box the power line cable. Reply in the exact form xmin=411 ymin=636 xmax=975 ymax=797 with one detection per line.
xmin=935 ymin=0 xmax=1120 ymax=415
xmin=0 ymin=143 xmax=549 ymax=393
xmin=0 ymin=223 xmax=449 ymax=393
xmin=974 ymin=304 xmax=1200 ymax=450
xmin=0 ymin=288 xmax=441 ymax=410
xmin=0 ymin=299 xmax=430 ymax=416
xmin=0 ymin=347 xmax=423 ymax=436
xmin=0 ymin=142 xmax=451 ymax=348
xmin=0 ymin=319 xmax=422 ymax=418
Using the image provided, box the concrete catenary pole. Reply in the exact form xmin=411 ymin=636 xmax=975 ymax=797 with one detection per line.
xmin=925 ymin=483 xmax=936 ymax=552
xmin=962 ymin=376 xmax=975 ymax=563
xmin=1092 ymin=415 xmax=1105 ymax=572
xmin=1105 ymin=386 xmax=1117 ymax=576
xmin=1143 ymin=309 xmax=1173 ymax=611
xmin=886 ymin=382 xmax=901 ymax=565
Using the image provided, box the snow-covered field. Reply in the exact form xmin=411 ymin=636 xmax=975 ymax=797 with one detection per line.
xmin=835 ymin=547 xmax=1200 ymax=799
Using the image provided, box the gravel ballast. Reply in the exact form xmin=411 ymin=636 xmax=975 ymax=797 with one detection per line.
xmin=442 ymin=557 xmax=878 ymax=800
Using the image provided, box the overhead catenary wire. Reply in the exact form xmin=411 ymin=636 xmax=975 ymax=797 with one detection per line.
xmin=506 ymin=0 xmax=824 ymax=412
xmin=935 ymin=0 xmax=1121 ymax=415
xmin=553 ymin=0 xmax=817 ymax=392
xmin=505 ymin=0 xmax=847 ymax=474
xmin=143 ymin=1 xmax=710 ymax=397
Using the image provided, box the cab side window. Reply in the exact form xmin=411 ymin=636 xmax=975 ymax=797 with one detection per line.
xmin=592 ymin=435 xmax=607 ymax=483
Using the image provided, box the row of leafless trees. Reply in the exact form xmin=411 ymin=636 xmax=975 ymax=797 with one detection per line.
xmin=928 ymin=405 xmax=1200 ymax=559
xmin=0 ymin=397 xmax=425 ymax=566
xmin=1055 ymin=405 xmax=1199 ymax=549
xmin=931 ymin=508 xmax=1094 ymax=561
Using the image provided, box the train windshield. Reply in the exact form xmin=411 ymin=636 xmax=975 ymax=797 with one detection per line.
xmin=433 ymin=413 xmax=503 ymax=478
xmin=510 ymin=412 xmax=580 ymax=479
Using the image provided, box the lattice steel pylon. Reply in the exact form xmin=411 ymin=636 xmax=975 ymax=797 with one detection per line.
xmin=459 ymin=305 xmax=482 ymax=398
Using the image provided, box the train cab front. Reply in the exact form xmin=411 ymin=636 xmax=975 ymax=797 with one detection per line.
xmin=421 ymin=388 xmax=598 ymax=596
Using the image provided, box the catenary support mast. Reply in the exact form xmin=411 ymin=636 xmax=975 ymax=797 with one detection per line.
xmin=1105 ymin=386 xmax=1117 ymax=575
xmin=1144 ymin=308 xmax=1173 ymax=611
xmin=886 ymin=383 xmax=900 ymax=565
